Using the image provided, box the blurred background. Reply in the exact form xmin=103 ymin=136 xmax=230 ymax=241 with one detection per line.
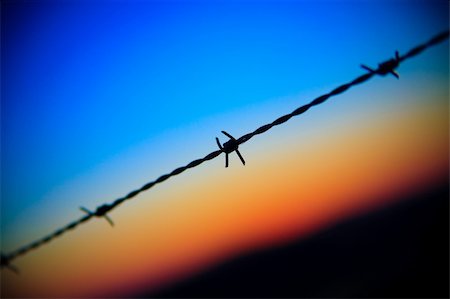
xmin=1 ymin=0 xmax=448 ymax=297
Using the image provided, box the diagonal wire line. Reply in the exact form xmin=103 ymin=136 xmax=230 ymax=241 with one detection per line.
xmin=1 ymin=30 xmax=448 ymax=270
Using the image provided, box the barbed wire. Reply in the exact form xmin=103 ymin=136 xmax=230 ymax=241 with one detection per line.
xmin=1 ymin=30 xmax=448 ymax=272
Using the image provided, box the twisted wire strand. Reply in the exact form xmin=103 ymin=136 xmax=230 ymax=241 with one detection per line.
xmin=2 ymin=30 xmax=448 ymax=269
xmin=237 ymin=30 xmax=449 ymax=145
xmin=4 ymin=149 xmax=222 ymax=262
xmin=6 ymin=215 xmax=92 ymax=261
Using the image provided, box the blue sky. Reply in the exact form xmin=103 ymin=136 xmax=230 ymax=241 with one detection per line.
xmin=1 ymin=0 xmax=448 ymax=243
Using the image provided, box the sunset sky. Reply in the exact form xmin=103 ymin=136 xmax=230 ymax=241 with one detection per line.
xmin=1 ymin=0 xmax=448 ymax=297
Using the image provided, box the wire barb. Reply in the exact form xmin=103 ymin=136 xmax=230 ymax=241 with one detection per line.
xmin=361 ymin=50 xmax=400 ymax=79
xmin=216 ymin=131 xmax=246 ymax=167
xmin=1 ymin=253 xmax=19 ymax=274
xmin=1 ymin=29 xmax=448 ymax=271
xmin=80 ymin=205 xmax=114 ymax=226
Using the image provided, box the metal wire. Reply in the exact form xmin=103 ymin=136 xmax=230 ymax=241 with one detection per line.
xmin=1 ymin=30 xmax=448 ymax=271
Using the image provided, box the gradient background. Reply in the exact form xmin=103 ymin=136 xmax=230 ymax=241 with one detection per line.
xmin=1 ymin=0 xmax=448 ymax=297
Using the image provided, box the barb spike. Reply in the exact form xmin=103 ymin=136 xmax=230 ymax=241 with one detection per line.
xmin=361 ymin=50 xmax=400 ymax=79
xmin=1 ymin=253 xmax=19 ymax=274
xmin=215 ymin=131 xmax=246 ymax=167
xmin=80 ymin=205 xmax=114 ymax=227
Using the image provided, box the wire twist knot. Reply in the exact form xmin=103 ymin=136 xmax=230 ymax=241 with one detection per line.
xmin=1 ymin=253 xmax=18 ymax=274
xmin=361 ymin=51 xmax=400 ymax=79
xmin=80 ymin=204 xmax=114 ymax=226
xmin=216 ymin=131 xmax=246 ymax=168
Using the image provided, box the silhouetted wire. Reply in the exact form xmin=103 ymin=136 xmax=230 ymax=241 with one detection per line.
xmin=1 ymin=30 xmax=448 ymax=271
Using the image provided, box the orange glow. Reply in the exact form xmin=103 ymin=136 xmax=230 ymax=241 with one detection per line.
xmin=2 ymin=98 xmax=447 ymax=298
